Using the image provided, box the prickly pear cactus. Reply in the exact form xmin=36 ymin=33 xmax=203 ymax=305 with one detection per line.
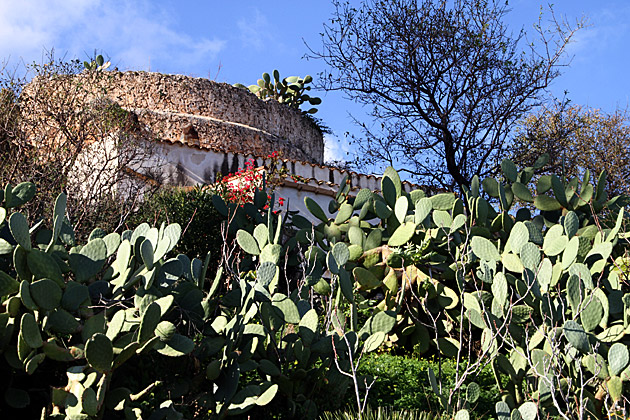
xmin=234 ymin=70 xmax=322 ymax=114
xmin=0 ymin=184 xmax=206 ymax=418
xmin=285 ymin=156 xmax=630 ymax=419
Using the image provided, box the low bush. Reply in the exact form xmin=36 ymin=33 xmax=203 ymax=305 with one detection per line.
xmin=354 ymin=353 xmax=498 ymax=417
xmin=320 ymin=405 xmax=441 ymax=420
xmin=128 ymin=185 xmax=223 ymax=260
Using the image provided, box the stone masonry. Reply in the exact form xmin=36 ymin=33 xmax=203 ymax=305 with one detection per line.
xmin=100 ymin=72 xmax=324 ymax=163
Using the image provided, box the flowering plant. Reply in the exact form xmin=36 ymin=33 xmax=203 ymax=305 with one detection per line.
xmin=213 ymin=151 xmax=286 ymax=211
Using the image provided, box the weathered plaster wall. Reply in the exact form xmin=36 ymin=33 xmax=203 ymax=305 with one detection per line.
xmin=102 ymin=72 xmax=324 ymax=164
xmin=129 ymin=141 xmax=418 ymax=222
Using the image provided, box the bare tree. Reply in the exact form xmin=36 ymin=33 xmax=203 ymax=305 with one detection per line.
xmin=0 ymin=53 xmax=159 ymax=239
xmin=309 ymin=0 xmax=583 ymax=190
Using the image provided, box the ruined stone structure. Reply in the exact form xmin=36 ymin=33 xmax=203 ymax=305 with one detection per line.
xmin=98 ymin=72 xmax=324 ymax=164
xmin=20 ymin=70 xmax=419 ymax=221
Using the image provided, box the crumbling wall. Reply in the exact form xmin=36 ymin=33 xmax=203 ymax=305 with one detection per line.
xmin=101 ymin=72 xmax=324 ymax=164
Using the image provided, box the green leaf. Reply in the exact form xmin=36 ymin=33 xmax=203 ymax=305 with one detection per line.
xmin=236 ymin=230 xmax=260 ymax=255
xmin=258 ymin=359 xmax=280 ymax=377
xmin=9 ymin=212 xmax=31 ymax=251
xmin=364 ymin=310 xmax=396 ymax=335
xmin=85 ymin=333 xmax=113 ymax=372
xmin=24 ymin=353 xmax=45 ymax=375
xmin=374 ymin=200 xmax=392 ymax=220
xmin=436 ymin=337 xmax=460 ymax=357
xmin=253 ymin=224 xmax=269 ymax=250
xmin=492 ymin=273 xmax=508 ymax=308
xmin=482 ymin=178 xmax=500 ymax=197
xmin=257 ymin=262 xmax=277 ymax=288
xmin=451 ymin=214 xmax=467 ymax=233
xmin=363 ymin=331 xmax=385 ymax=352
xmin=520 ymin=243 xmax=540 ymax=271
xmin=68 ymin=239 xmax=107 ymax=282
xmin=564 ymin=211 xmax=579 ymax=238
xmin=155 ymin=321 xmax=176 ymax=342
xmin=394 ymin=196 xmax=408 ymax=224
xmin=155 ymin=333 xmax=194 ymax=357
xmin=20 ymin=313 xmax=43 ymax=348
xmin=432 ymin=210 xmax=452 ymax=229
xmin=414 ymin=198 xmax=432 ymax=224
xmin=508 ymin=222 xmax=529 ymax=255
xmin=518 ymin=402 xmax=538 ymax=420
xmin=511 ymin=305 xmax=533 ymax=324
xmin=607 ymin=376 xmax=623 ymax=402
xmin=608 ymin=343 xmax=629 ymax=376
xmin=0 ymin=270 xmax=19 ymax=296
xmin=0 ymin=238 xmax=13 ymax=255
xmin=7 ymin=182 xmax=36 ymax=208
xmin=381 ymin=175 xmax=397 ymax=207
xmin=138 ymin=302 xmax=161 ymax=343
xmin=562 ymin=236 xmax=579 ymax=269
xmin=19 ymin=280 xmax=37 ymax=310
xmin=496 ymin=401 xmax=511 ymax=420
xmin=30 ymin=279 xmax=62 ymax=311
xmin=580 ymin=297 xmax=603 ymax=332
xmin=27 ymin=249 xmax=63 ymax=284
xmin=563 ymin=320 xmax=590 ymax=353
xmin=430 ymin=193 xmax=456 ymax=210
xmin=348 ymin=226 xmax=365 ymax=247
xmin=388 ymin=222 xmax=416 ymax=246
xmin=140 ymin=239 xmax=154 ymax=270
xmin=534 ymin=195 xmax=562 ymax=211
xmin=338 ymin=269 xmax=354 ymax=303
xmin=512 ymin=182 xmax=533 ymax=202
xmin=466 ymin=383 xmax=480 ymax=404
xmin=332 ymin=242 xmax=350 ymax=267
xmin=353 ymin=189 xmax=373 ymax=210
xmin=365 ymin=229 xmax=382 ymax=250
xmin=551 ymin=175 xmax=568 ymax=207
xmin=353 ymin=267 xmax=381 ymax=290
xmin=48 ymin=308 xmax=79 ymax=334
xmin=454 ymin=409 xmax=470 ymax=420
xmin=299 ymin=309 xmax=318 ymax=345
xmin=304 ymin=197 xmax=328 ymax=223
xmin=335 ymin=203 xmax=354 ymax=224
xmin=471 ymin=237 xmax=500 ymax=262
xmin=255 ymin=383 xmax=278 ymax=407
xmin=501 ymin=159 xmax=517 ymax=182
xmin=271 ymin=293 xmax=300 ymax=324
xmin=543 ymin=235 xmax=568 ymax=257
xmin=81 ymin=388 xmax=98 ymax=416
xmin=62 ymin=282 xmax=90 ymax=312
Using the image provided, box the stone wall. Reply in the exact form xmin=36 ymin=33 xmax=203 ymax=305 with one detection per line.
xmin=101 ymin=72 xmax=324 ymax=163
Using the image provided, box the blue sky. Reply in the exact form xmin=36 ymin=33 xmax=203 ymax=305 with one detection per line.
xmin=1 ymin=0 xmax=629 ymax=171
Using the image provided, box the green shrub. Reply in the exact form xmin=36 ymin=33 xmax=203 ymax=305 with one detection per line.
xmin=320 ymin=405 xmax=442 ymax=420
xmin=128 ymin=186 xmax=223 ymax=260
xmin=353 ymin=354 xmax=497 ymax=417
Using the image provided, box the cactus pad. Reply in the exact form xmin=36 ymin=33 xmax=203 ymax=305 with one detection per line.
xmin=85 ymin=333 xmax=113 ymax=372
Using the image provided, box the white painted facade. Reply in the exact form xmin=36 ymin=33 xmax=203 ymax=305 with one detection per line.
xmin=127 ymin=139 xmax=420 ymax=222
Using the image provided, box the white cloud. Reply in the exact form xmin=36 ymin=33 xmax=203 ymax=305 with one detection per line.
xmin=237 ymin=9 xmax=274 ymax=50
xmin=324 ymin=133 xmax=353 ymax=163
xmin=0 ymin=0 xmax=226 ymax=72
xmin=564 ymin=5 xmax=630 ymax=61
